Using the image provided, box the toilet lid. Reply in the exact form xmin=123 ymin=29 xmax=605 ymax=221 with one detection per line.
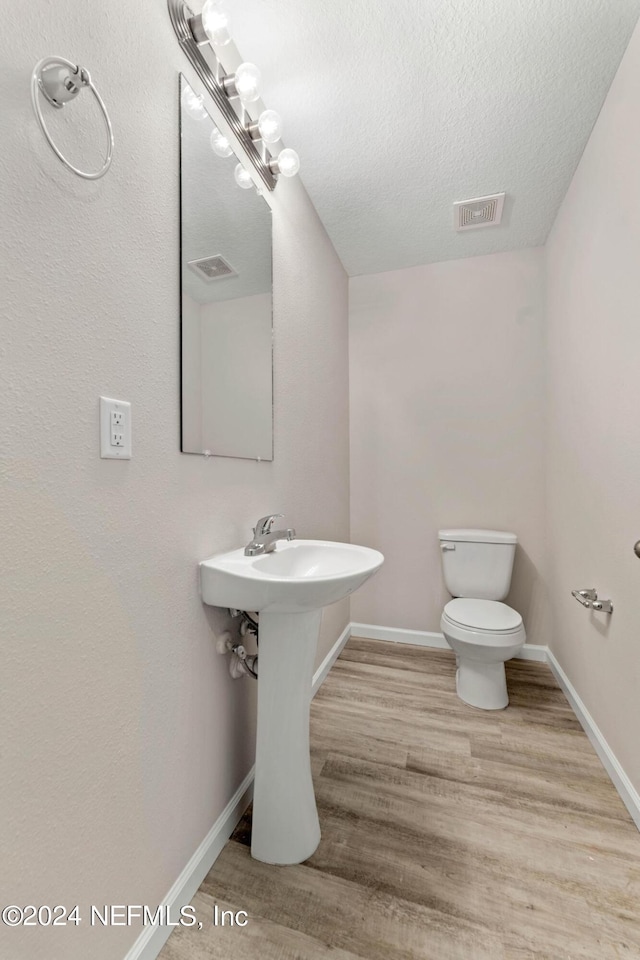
xmin=444 ymin=599 xmax=522 ymax=632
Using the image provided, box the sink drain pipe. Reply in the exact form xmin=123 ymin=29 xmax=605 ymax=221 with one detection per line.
xmin=217 ymin=610 xmax=259 ymax=679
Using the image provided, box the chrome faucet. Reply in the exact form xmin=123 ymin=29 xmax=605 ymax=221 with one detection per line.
xmin=244 ymin=514 xmax=296 ymax=556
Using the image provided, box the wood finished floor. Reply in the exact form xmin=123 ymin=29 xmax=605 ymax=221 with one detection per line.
xmin=159 ymin=638 xmax=640 ymax=960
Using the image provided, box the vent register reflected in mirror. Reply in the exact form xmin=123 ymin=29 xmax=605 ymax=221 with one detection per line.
xmin=180 ymin=76 xmax=273 ymax=460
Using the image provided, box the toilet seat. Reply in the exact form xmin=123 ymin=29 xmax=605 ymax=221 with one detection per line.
xmin=441 ymin=599 xmax=525 ymax=650
xmin=443 ymin=598 xmax=522 ymax=633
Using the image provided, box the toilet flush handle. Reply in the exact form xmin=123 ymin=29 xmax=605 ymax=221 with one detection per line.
xmin=440 ymin=543 xmax=456 ymax=551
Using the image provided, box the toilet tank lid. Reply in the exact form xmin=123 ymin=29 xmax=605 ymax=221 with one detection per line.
xmin=438 ymin=528 xmax=517 ymax=544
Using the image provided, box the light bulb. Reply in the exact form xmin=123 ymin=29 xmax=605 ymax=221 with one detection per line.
xmin=210 ymin=126 xmax=233 ymax=158
xmin=181 ymin=84 xmax=207 ymax=121
xmin=275 ymin=147 xmax=300 ymax=178
xmin=234 ymin=163 xmax=253 ymax=189
xmin=257 ymin=109 xmax=283 ymax=144
xmin=234 ymin=62 xmax=261 ymax=103
xmin=201 ymin=0 xmax=231 ymax=46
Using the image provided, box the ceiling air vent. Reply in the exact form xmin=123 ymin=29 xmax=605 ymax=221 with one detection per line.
xmin=187 ymin=255 xmax=238 ymax=282
xmin=454 ymin=193 xmax=505 ymax=231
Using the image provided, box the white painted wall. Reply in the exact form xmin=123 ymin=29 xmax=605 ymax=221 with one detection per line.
xmin=0 ymin=3 xmax=349 ymax=959
xmin=545 ymin=22 xmax=640 ymax=792
xmin=349 ymin=249 xmax=548 ymax=646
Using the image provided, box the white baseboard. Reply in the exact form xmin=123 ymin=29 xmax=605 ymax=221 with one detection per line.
xmin=312 ymin=621 xmax=352 ymax=695
xmin=546 ymin=649 xmax=640 ymax=831
xmin=350 ymin=623 xmax=450 ymax=648
xmin=512 ymin=643 xmax=548 ymax=662
xmin=123 ymin=767 xmax=254 ymax=960
xmin=350 ymin=623 xmax=547 ymax=661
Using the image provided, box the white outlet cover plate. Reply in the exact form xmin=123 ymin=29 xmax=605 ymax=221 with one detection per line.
xmin=100 ymin=397 xmax=132 ymax=459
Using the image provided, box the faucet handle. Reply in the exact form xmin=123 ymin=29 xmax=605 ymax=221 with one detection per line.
xmin=254 ymin=514 xmax=284 ymax=536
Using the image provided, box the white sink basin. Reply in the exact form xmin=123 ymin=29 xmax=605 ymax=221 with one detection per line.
xmin=199 ymin=538 xmax=383 ymax=866
xmin=200 ymin=539 xmax=384 ymax=613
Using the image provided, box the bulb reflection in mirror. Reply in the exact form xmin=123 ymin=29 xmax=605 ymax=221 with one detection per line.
xmin=275 ymin=148 xmax=300 ymax=178
xmin=201 ymin=0 xmax=232 ymax=46
xmin=181 ymin=85 xmax=208 ymax=121
xmin=210 ymin=126 xmax=233 ymax=158
xmin=257 ymin=110 xmax=283 ymax=144
xmin=234 ymin=163 xmax=253 ymax=189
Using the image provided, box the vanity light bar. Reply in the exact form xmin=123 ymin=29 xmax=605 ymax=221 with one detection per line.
xmin=168 ymin=0 xmax=275 ymax=190
xmin=168 ymin=0 xmax=300 ymax=192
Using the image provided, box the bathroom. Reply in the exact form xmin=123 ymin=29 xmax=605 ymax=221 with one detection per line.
xmin=2 ymin=0 xmax=640 ymax=957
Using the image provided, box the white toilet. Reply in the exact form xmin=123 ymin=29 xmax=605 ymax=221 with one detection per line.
xmin=439 ymin=529 xmax=525 ymax=710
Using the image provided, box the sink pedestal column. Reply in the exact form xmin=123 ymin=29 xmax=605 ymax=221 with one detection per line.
xmin=251 ymin=608 xmax=322 ymax=864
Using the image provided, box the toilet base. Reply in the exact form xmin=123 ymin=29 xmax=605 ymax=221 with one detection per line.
xmin=456 ymin=660 xmax=509 ymax=710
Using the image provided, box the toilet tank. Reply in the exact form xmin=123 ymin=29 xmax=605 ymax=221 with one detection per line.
xmin=439 ymin=529 xmax=517 ymax=601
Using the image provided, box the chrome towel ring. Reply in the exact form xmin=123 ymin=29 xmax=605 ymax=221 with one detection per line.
xmin=30 ymin=56 xmax=114 ymax=180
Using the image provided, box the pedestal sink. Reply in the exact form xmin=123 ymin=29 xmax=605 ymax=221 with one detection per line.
xmin=200 ymin=540 xmax=383 ymax=864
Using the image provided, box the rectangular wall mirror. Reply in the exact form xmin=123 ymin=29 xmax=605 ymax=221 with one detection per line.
xmin=179 ymin=75 xmax=273 ymax=460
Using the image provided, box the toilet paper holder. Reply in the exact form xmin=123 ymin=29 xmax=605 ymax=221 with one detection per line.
xmin=571 ymin=588 xmax=613 ymax=614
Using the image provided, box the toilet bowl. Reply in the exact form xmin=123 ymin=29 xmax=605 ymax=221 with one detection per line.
xmin=438 ymin=528 xmax=525 ymax=710
xmin=441 ymin=598 xmax=525 ymax=710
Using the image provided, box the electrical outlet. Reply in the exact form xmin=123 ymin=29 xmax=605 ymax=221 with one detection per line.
xmin=100 ymin=397 xmax=132 ymax=459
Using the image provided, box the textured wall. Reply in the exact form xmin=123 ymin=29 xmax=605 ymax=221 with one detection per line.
xmin=349 ymin=249 xmax=548 ymax=645
xmin=545 ymin=21 xmax=640 ymax=792
xmin=0 ymin=2 xmax=349 ymax=958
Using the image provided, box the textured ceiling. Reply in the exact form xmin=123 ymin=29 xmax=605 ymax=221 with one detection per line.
xmin=224 ymin=0 xmax=640 ymax=276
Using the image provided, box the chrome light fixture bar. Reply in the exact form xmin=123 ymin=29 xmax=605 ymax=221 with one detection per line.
xmin=168 ymin=0 xmax=300 ymax=192
xmin=168 ymin=0 xmax=275 ymax=190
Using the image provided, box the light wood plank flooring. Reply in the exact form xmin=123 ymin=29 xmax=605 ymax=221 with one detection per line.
xmin=159 ymin=638 xmax=640 ymax=960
